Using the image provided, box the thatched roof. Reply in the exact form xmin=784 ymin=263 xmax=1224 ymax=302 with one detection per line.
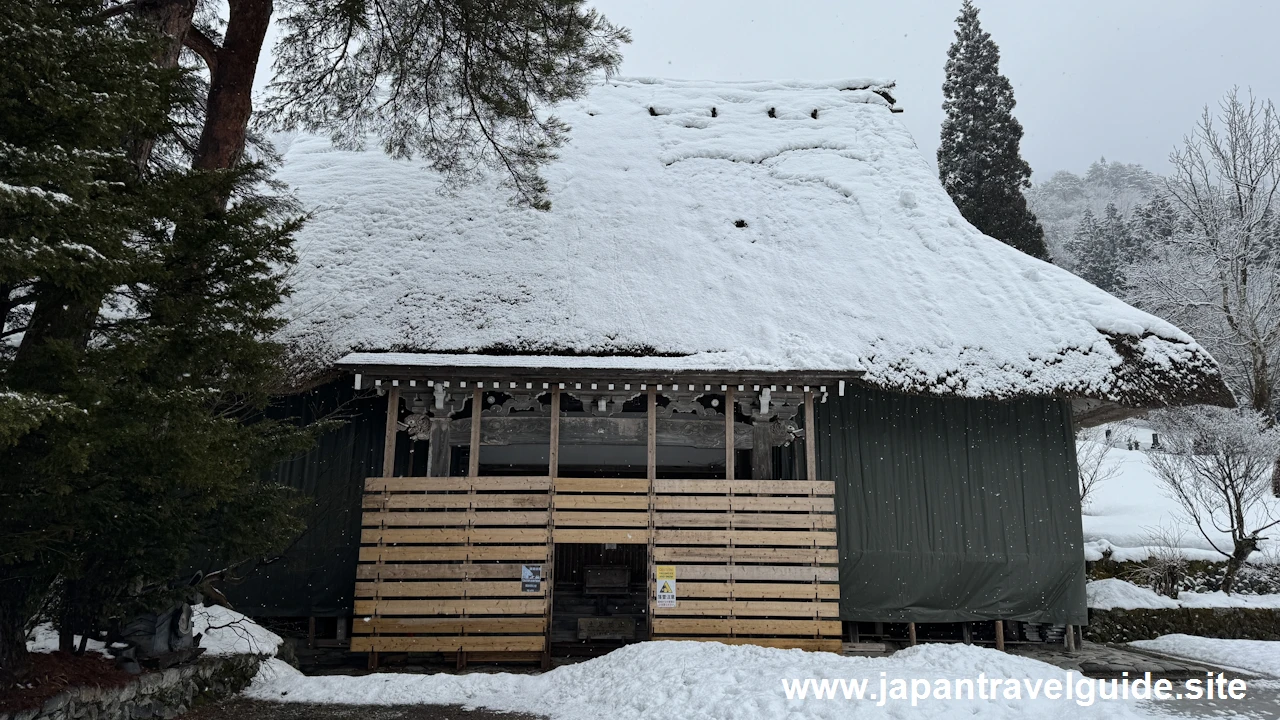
xmin=274 ymin=78 xmax=1232 ymax=409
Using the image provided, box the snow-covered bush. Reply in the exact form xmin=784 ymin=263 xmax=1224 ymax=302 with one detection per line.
xmin=1145 ymin=406 xmax=1280 ymax=593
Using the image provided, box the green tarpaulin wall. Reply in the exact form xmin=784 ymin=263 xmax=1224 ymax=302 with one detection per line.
xmin=814 ymin=385 xmax=1088 ymax=625
xmin=224 ymin=382 xmax=387 ymax=617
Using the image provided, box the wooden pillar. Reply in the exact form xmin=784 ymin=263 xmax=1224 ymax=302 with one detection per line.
xmin=544 ymin=387 xmax=560 ymax=668
xmin=724 ymin=387 xmax=735 ymax=481
xmin=381 ymin=386 xmax=400 ymax=478
xmin=803 ymin=390 xmax=817 ymax=481
xmin=751 ymin=420 xmax=772 ymax=479
xmin=426 ymin=418 xmax=451 ymax=478
xmin=646 ymin=386 xmax=657 ymax=641
xmin=468 ymin=387 xmax=482 ymax=478
xmin=994 ymin=620 xmax=1005 ymax=651
xmin=908 ymin=622 xmax=917 ymax=646
xmin=1065 ymin=624 xmax=1076 ymax=652
xmin=371 ymin=385 xmax=400 ymax=671
xmin=458 ymin=387 xmax=482 ymax=670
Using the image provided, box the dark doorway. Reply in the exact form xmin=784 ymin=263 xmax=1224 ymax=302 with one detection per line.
xmin=551 ymin=543 xmax=648 ymax=657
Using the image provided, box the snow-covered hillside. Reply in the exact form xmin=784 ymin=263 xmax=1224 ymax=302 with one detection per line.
xmin=1080 ymin=433 xmax=1280 ymax=562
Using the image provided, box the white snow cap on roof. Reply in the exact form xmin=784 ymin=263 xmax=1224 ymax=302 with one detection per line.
xmin=276 ymin=77 xmax=1228 ymax=405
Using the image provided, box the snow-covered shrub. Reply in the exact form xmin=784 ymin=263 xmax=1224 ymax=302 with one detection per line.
xmin=1124 ymin=525 xmax=1188 ymax=599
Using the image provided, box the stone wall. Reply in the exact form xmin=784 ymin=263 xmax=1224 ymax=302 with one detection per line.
xmin=1 ymin=655 xmax=261 ymax=720
xmin=1086 ymin=607 xmax=1280 ymax=644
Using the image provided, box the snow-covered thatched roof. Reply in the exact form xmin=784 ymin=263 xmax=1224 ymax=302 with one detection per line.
xmin=275 ymin=77 xmax=1231 ymax=408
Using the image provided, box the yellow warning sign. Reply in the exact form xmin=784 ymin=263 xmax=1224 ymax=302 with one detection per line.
xmin=656 ymin=566 xmax=677 ymax=608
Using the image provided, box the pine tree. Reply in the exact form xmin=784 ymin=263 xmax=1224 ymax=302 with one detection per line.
xmin=938 ymin=0 xmax=1048 ymax=259
xmin=0 ymin=0 xmax=310 ymax=678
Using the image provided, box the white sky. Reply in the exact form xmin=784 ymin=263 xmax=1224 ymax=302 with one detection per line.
xmin=586 ymin=0 xmax=1280 ymax=179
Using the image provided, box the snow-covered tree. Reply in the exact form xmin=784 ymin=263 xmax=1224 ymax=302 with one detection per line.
xmin=1027 ymin=158 xmax=1159 ymax=269
xmin=1145 ymin=407 xmax=1280 ymax=593
xmin=1125 ymin=89 xmax=1280 ymax=414
xmin=938 ymin=0 xmax=1047 ymax=259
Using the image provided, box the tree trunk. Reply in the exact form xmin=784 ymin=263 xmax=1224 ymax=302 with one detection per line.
xmin=0 ymin=575 xmax=34 ymax=684
xmin=6 ymin=284 xmax=101 ymax=393
xmin=1220 ymin=537 xmax=1260 ymax=594
xmin=128 ymin=0 xmax=198 ymax=172
xmin=192 ymin=0 xmax=273 ymax=177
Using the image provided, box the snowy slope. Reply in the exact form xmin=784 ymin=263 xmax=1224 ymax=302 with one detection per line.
xmin=1080 ymin=441 xmax=1280 ymax=560
xmin=273 ymin=78 xmax=1227 ymax=406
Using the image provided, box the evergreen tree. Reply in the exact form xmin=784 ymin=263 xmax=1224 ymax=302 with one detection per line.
xmin=1068 ymin=210 xmax=1112 ymax=291
xmin=0 ymin=0 xmax=309 ymax=677
xmin=938 ymin=0 xmax=1048 ymax=259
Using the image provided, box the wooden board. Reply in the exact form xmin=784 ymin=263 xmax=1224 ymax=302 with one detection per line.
xmin=355 ymin=475 xmax=552 ymax=656
xmin=648 ymin=469 xmax=841 ymax=647
xmin=350 ymin=635 xmax=546 ymax=653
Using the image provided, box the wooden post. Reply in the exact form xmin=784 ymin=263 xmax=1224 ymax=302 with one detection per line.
xmin=545 ymin=387 xmax=560 ymax=669
xmin=371 ymin=385 xmax=399 ymax=671
xmin=908 ymin=622 xmax=917 ymax=646
xmin=751 ymin=420 xmax=772 ymax=479
xmin=803 ymin=390 xmax=817 ymax=482
xmin=468 ymin=387 xmax=482 ymax=478
xmin=803 ymin=390 xmax=819 ymax=639
xmin=961 ymin=621 xmax=972 ymax=645
xmin=381 ymin=386 xmax=400 ymax=478
xmin=645 ymin=386 xmax=657 ymax=641
xmin=458 ymin=387 xmax=482 ymax=670
xmin=994 ymin=620 xmax=1005 ymax=651
xmin=724 ymin=387 xmax=735 ymax=480
xmin=427 ymin=418 xmax=450 ymax=478
xmin=1065 ymin=624 xmax=1076 ymax=652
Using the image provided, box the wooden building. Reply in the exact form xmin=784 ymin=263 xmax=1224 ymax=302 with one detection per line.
xmin=234 ymin=79 xmax=1234 ymax=664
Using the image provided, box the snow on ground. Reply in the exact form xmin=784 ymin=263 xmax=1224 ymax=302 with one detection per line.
xmin=1131 ymin=635 xmax=1280 ymax=678
xmin=246 ymin=640 xmax=1163 ymax=719
xmin=1087 ymin=579 xmax=1280 ymax=610
xmin=25 ymin=623 xmax=111 ymax=655
xmin=23 ymin=604 xmax=281 ymax=658
xmin=273 ymin=77 xmax=1224 ymax=406
xmin=1080 ymin=438 xmax=1280 ymax=562
xmin=194 ymin=603 xmax=282 ymax=657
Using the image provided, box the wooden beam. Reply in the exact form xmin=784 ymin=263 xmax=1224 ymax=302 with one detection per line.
xmin=549 ymin=389 xmax=561 ymax=477
xmin=468 ymin=387 xmax=481 ymax=478
xmin=647 ymin=386 xmax=657 ymax=482
xmin=546 ymin=387 xmax=559 ymax=660
xmin=427 ymin=418 xmax=450 ymax=478
xmin=381 ymin=387 xmax=400 ymax=478
xmin=803 ymin=390 xmax=817 ymax=481
xmin=751 ymin=421 xmax=772 ymax=480
xmin=908 ymin=622 xmax=917 ymax=646
xmin=994 ymin=620 xmax=1005 ymax=651
xmin=448 ymin=416 xmax=754 ymax=449
xmin=725 ymin=387 xmax=735 ymax=480
xmin=647 ymin=385 xmax=656 ymax=642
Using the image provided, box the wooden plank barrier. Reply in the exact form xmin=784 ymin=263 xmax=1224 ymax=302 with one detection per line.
xmin=353 ymin=476 xmax=552 ymax=654
xmin=649 ymin=478 xmax=842 ymax=653
xmin=551 ymin=477 xmax=652 ymax=544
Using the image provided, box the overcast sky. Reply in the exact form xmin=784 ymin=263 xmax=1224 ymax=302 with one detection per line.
xmin=586 ymin=0 xmax=1280 ymax=180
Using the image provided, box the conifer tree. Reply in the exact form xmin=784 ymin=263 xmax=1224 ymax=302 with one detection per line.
xmin=938 ymin=0 xmax=1048 ymax=259
xmin=0 ymin=0 xmax=309 ymax=678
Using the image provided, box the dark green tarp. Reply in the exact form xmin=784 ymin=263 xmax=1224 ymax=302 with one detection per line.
xmin=814 ymin=385 xmax=1087 ymax=625
xmin=224 ymin=382 xmax=387 ymax=617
